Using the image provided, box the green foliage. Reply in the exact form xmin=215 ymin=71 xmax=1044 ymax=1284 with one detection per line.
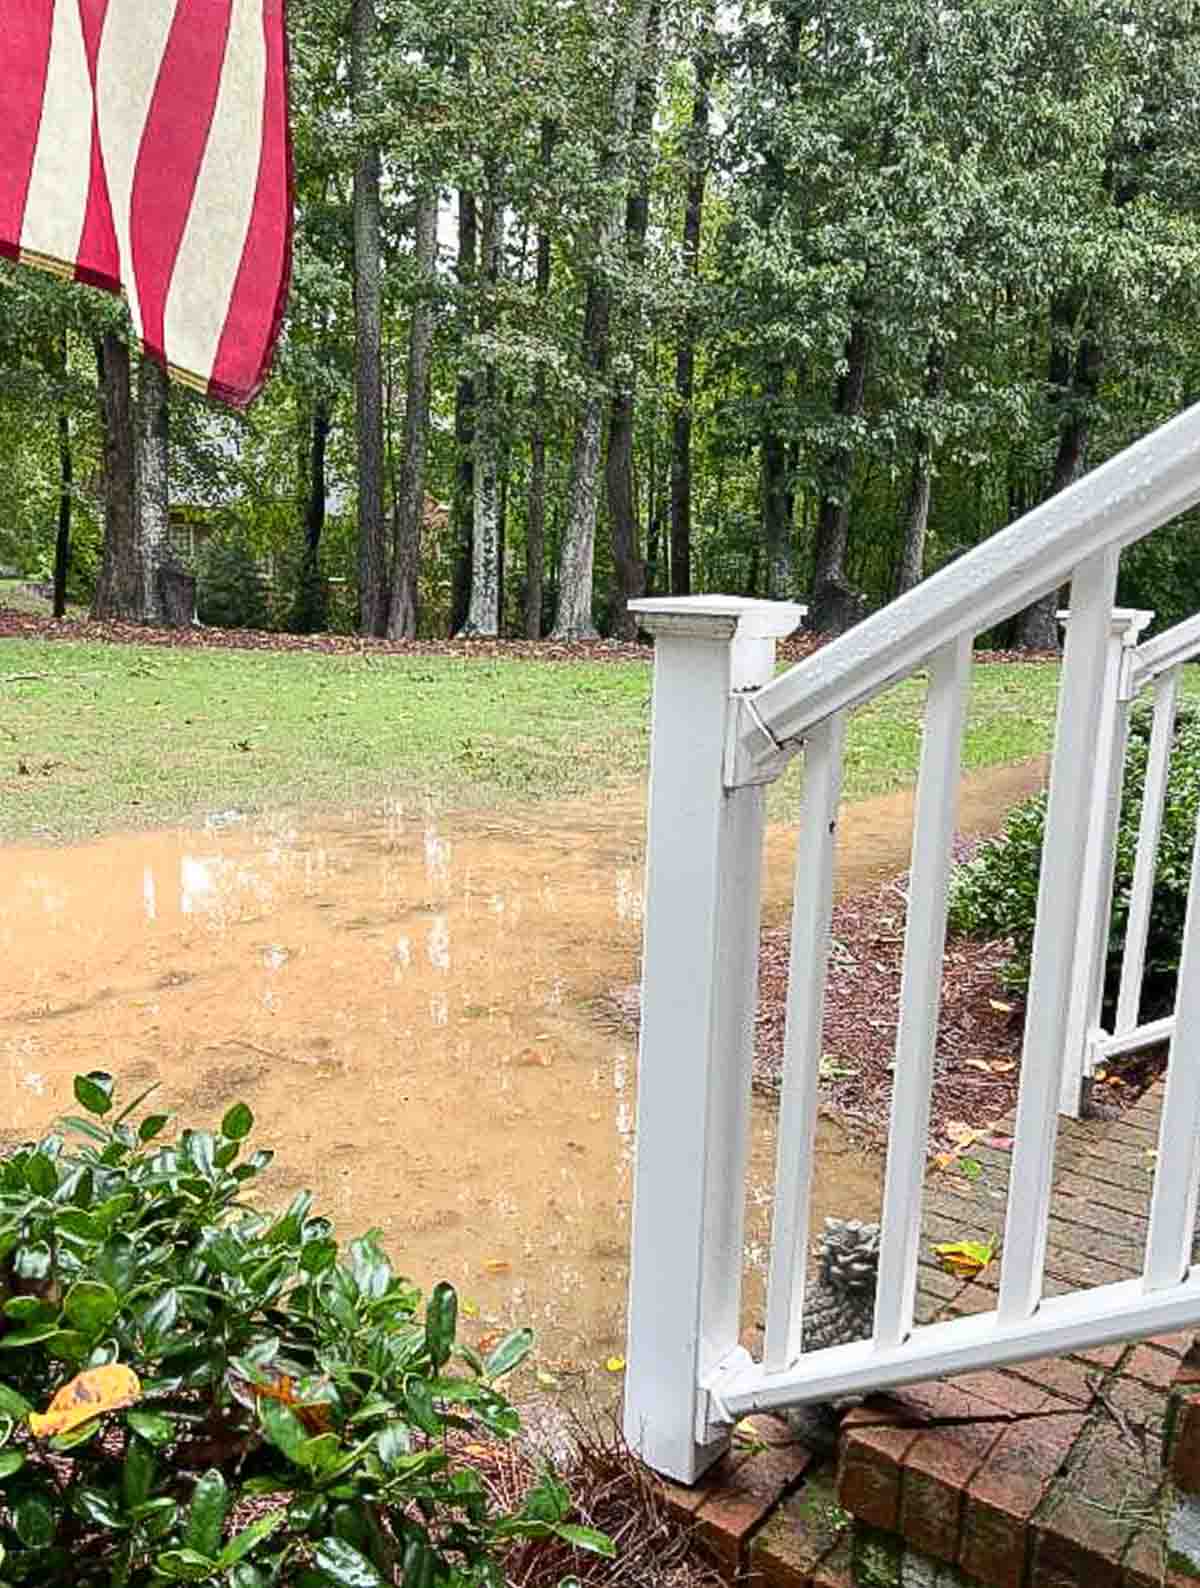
xmin=948 ymin=701 xmax=1200 ymax=1016
xmin=0 ymin=1073 xmax=593 ymax=1586
xmin=197 ymin=536 xmax=272 ymax=632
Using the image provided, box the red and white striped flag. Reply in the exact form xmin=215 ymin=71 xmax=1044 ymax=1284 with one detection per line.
xmin=1 ymin=0 xmax=292 ymax=408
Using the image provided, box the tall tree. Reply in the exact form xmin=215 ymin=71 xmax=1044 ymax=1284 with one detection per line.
xmin=669 ymin=20 xmax=713 ymax=600
xmin=294 ymin=395 xmax=331 ymax=633
xmin=895 ymin=344 xmax=945 ymax=595
xmin=552 ymin=0 xmax=655 ymax=640
xmin=50 ymin=332 xmax=72 ymax=620
xmin=811 ymin=317 xmax=870 ymax=632
xmin=450 ymin=183 xmax=478 ymax=634
xmin=352 ymin=0 xmax=388 ymax=635
xmin=524 ymin=120 xmax=555 ymax=640
xmin=461 ymin=188 xmax=503 ymax=636
xmin=135 ymin=355 xmax=171 ymax=626
xmin=91 ymin=334 xmax=139 ymax=622
xmin=389 ymin=192 xmax=439 ymax=639
xmin=605 ymin=12 xmax=659 ymax=641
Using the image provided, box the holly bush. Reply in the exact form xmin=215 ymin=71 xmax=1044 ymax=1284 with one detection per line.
xmin=948 ymin=699 xmax=1200 ymax=1019
xmin=0 ymin=1074 xmax=609 ymax=1586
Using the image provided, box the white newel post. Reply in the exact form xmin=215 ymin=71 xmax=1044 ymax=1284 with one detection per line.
xmin=1058 ymin=607 xmax=1153 ymax=1118
xmin=623 ymin=596 xmax=803 ymax=1484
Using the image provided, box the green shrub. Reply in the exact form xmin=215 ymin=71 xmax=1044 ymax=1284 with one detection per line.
xmin=948 ymin=697 xmax=1200 ymax=1018
xmin=197 ymin=537 xmax=270 ymax=631
xmin=0 ymin=1073 xmax=609 ymax=1586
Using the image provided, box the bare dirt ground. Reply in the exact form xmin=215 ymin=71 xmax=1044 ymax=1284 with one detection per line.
xmin=0 ymin=761 xmax=1044 ymax=1399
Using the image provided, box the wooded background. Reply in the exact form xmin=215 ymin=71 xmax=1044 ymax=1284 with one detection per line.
xmin=3 ymin=0 xmax=1199 ymax=646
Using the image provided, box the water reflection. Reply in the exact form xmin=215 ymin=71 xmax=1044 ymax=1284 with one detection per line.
xmin=0 ymin=793 xmax=880 ymax=1390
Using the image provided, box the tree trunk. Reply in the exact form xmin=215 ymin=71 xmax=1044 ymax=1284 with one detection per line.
xmin=811 ymin=316 xmax=870 ymax=633
xmin=450 ymin=182 xmax=477 ymax=635
xmin=523 ymin=121 xmax=554 ymax=640
xmin=53 ymin=334 xmax=71 ymax=620
xmin=669 ymin=23 xmax=712 ymax=599
xmin=352 ymin=0 xmax=388 ymax=635
xmin=135 ymin=354 xmax=170 ymax=625
xmin=92 ymin=333 xmax=140 ymax=621
xmin=605 ymin=12 xmax=657 ymax=640
xmin=1014 ymin=296 xmax=1103 ymax=651
xmin=461 ymin=190 xmax=502 ymax=637
xmin=387 ymin=190 xmax=438 ymax=640
xmin=553 ymin=0 xmax=655 ymax=640
xmin=895 ymin=344 xmax=945 ymax=596
xmin=293 ymin=396 xmax=330 ymax=633
xmin=761 ymin=360 xmax=792 ymax=597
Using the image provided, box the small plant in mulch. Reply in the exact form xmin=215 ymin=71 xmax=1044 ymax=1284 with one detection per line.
xmin=0 ymin=1073 xmax=614 ymax=1586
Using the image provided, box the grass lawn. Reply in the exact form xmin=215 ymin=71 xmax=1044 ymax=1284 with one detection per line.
xmin=0 ymin=633 xmax=1086 ymax=844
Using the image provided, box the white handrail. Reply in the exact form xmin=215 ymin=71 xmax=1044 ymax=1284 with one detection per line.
xmin=736 ymin=401 xmax=1200 ymax=778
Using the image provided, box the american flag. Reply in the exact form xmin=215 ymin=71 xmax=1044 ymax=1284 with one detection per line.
xmin=1 ymin=0 xmax=292 ymax=408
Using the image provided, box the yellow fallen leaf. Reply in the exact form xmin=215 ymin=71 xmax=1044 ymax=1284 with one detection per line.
xmin=989 ymin=1000 xmax=1014 ymax=1014
xmin=932 ymin=1236 xmax=998 ymax=1280
xmin=483 ymin=1260 xmax=511 ymax=1275
xmin=963 ymin=1059 xmax=992 ymax=1073
xmin=605 ymin=1356 xmax=625 ymax=1373
xmin=989 ymin=1061 xmax=1016 ymax=1074
xmin=29 ymin=1364 xmax=141 ymax=1439
xmin=945 ymin=1121 xmax=978 ymax=1146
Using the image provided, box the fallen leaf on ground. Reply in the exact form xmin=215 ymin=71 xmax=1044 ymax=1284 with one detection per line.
xmin=29 ymin=1365 xmax=141 ymax=1438
xmin=605 ymin=1356 xmax=625 ymax=1373
xmin=963 ymin=1059 xmax=992 ymax=1073
xmin=989 ymin=999 xmax=1014 ymax=1014
xmin=483 ymin=1260 xmax=511 ymax=1275
xmin=932 ymin=1236 xmax=998 ymax=1279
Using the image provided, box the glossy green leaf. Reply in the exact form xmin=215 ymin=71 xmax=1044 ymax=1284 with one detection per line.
xmin=0 ymin=1450 xmax=24 ymax=1480
xmin=64 ymin=1279 xmax=120 ymax=1333
xmin=14 ymin=1494 xmax=55 ymax=1548
xmin=138 ymin=1113 xmax=171 ymax=1143
xmin=0 ymin=1384 xmax=32 ymax=1418
xmin=424 ymin=1282 xmax=457 ymax=1370
xmin=554 ymin=1523 xmax=616 ymax=1557
xmin=183 ymin=1469 xmax=228 ymax=1561
xmin=221 ymin=1102 xmax=254 ymax=1141
xmin=123 ymin=1434 xmax=156 ymax=1511
xmin=126 ymin=1409 xmax=175 ymax=1446
xmin=74 ymin=1486 xmax=122 ymax=1529
xmin=25 ymin=1152 xmax=58 ymax=1197
xmin=45 ymin=1329 xmax=89 ymax=1363
xmin=483 ymin=1327 xmax=533 ymax=1381
xmin=74 ymin=1072 xmax=114 ymax=1117
xmin=312 ymin=1537 xmax=387 ymax=1588
xmin=154 ymin=1548 xmax=219 ymax=1582
xmin=216 ymin=1510 xmax=285 ymax=1568
xmin=258 ymin=1397 xmax=308 ymax=1465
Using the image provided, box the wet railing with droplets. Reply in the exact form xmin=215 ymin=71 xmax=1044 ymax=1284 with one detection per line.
xmin=620 ymin=402 xmax=1200 ymax=1485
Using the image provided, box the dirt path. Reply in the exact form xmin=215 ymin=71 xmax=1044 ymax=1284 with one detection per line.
xmin=0 ymin=759 xmax=1043 ymax=1395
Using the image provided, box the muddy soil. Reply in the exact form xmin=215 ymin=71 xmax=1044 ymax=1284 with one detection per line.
xmin=0 ymin=760 xmax=1043 ymax=1397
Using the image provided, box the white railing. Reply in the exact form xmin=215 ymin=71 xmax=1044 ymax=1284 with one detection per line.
xmin=1059 ymin=608 xmax=1200 ymax=1114
xmin=622 ymin=402 xmax=1200 ymax=1483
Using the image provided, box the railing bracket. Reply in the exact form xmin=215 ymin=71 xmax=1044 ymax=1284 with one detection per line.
xmin=696 ymin=1347 xmax=753 ymax=1445
xmin=725 ymin=695 xmax=801 ymax=789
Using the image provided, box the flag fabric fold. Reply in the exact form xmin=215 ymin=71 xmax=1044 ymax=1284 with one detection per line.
xmin=1 ymin=0 xmax=291 ymax=408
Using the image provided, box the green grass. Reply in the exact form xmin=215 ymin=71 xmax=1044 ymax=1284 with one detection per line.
xmin=0 ymin=633 xmax=1122 ymax=844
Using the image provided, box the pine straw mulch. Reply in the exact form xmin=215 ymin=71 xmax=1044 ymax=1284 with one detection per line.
xmin=0 ymin=601 xmax=1060 ymax=667
xmin=753 ymin=878 xmax=1026 ymax=1155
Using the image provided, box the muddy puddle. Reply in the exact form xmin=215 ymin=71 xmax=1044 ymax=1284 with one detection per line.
xmin=0 ymin=764 xmax=1042 ymax=1400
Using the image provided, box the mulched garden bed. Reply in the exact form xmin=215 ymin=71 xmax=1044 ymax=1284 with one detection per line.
xmin=0 ymin=603 xmax=1060 ymax=667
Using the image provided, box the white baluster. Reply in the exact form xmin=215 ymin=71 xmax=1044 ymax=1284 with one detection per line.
xmin=762 ymin=711 xmax=847 ymax=1374
xmin=1059 ymin=607 xmax=1152 ymax=1116
xmin=1116 ymin=666 xmax=1180 ymax=1035
xmin=874 ymin=636 xmax=971 ymax=1348
xmin=999 ymin=548 xmax=1119 ymax=1324
xmin=1144 ymin=794 xmax=1200 ymax=1292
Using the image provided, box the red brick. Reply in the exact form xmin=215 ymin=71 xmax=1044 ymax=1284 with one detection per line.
xmin=1103 ymin=1372 xmax=1168 ymax=1445
xmin=1005 ymin=1353 xmax=1098 ymax=1405
xmin=960 ymin=1403 xmax=1088 ymax=1588
xmin=1122 ymin=1527 xmax=1166 ymax=1588
xmin=1149 ymin=1331 xmax=1195 ymax=1360
xmin=1126 ymin=1344 xmax=1182 ymax=1391
xmin=836 ymin=1401 xmax=922 ymax=1533
xmin=901 ymin=1416 xmax=1005 ymax=1565
xmin=1034 ymin=1494 xmax=1128 ymax=1588
xmin=1075 ymin=1342 xmax=1128 ymax=1371
xmin=750 ymin=1479 xmax=851 ymax=1588
xmin=694 ymin=1435 xmax=814 ymax=1572
xmin=951 ymin=1368 xmax=1050 ymax=1414
xmin=809 ymin=1538 xmax=853 ymax=1588
xmin=1167 ymin=1395 xmax=1200 ymax=1494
